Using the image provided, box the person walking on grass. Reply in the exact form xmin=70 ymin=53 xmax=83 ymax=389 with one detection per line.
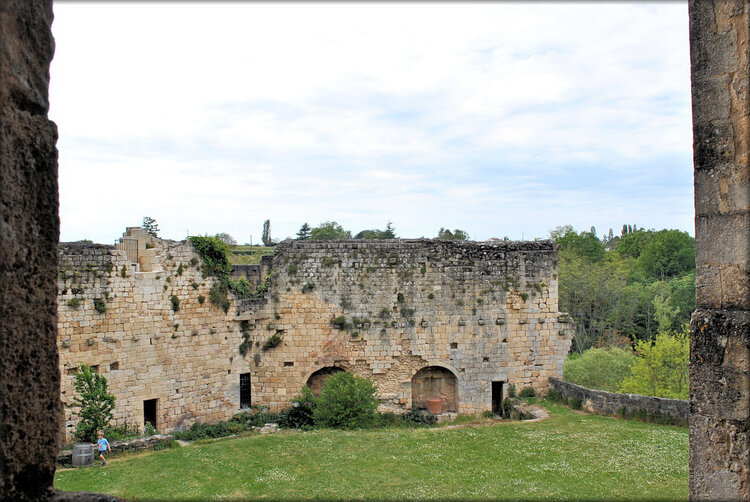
xmin=93 ymin=430 xmax=111 ymax=466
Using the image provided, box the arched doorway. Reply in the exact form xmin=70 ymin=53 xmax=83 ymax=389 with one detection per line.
xmin=411 ymin=366 xmax=458 ymax=412
xmin=306 ymin=366 xmax=345 ymax=396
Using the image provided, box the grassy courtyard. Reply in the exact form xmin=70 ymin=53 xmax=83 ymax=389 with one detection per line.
xmin=54 ymin=403 xmax=687 ymax=501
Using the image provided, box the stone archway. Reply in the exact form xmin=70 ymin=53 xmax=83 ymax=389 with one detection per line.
xmin=306 ymin=366 xmax=345 ymax=396
xmin=411 ymin=366 xmax=458 ymax=412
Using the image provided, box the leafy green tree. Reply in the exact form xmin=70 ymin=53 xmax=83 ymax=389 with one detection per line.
xmin=615 ymin=228 xmax=652 ymax=260
xmin=619 ymin=329 xmax=689 ymax=399
xmin=313 ymin=372 xmax=379 ymax=429
xmin=635 ymin=230 xmax=695 ymax=281
xmin=215 ymin=232 xmax=236 ymax=245
xmin=310 ymin=221 xmax=352 ymax=240
xmin=142 ymin=216 xmax=159 ymax=238
xmin=552 ymin=226 xmax=605 ymax=262
xmin=72 ymin=364 xmax=116 ymax=442
xmin=296 ymin=223 xmax=311 ymax=240
xmin=563 ymin=347 xmax=635 ymax=393
xmin=278 ymin=386 xmax=317 ymax=430
xmin=354 ymin=229 xmax=380 ymax=239
xmin=558 ymin=247 xmax=633 ymax=352
xmin=354 ymin=222 xmax=397 ymax=239
xmin=437 ymin=228 xmax=469 ymax=240
xmin=382 ymin=221 xmax=396 ymax=239
xmin=261 ymin=220 xmax=272 ymax=246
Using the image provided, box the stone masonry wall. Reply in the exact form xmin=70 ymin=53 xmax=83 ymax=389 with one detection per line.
xmin=549 ymin=378 xmax=688 ymax=424
xmin=58 ymin=234 xmax=571 ymax=440
xmin=238 ymin=239 xmax=572 ymax=414
xmin=689 ymin=1 xmax=749 ymax=500
xmin=57 ymin=236 xmax=252 ymax=442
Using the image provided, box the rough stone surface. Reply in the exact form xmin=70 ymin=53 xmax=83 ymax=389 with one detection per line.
xmin=57 ymin=232 xmax=573 ymax=441
xmin=549 ymin=378 xmax=688 ymax=424
xmin=689 ymin=1 xmax=750 ymax=500
xmin=0 ymin=1 xmax=61 ymax=500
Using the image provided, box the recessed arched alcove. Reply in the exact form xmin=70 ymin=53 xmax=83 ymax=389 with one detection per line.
xmin=306 ymin=366 xmax=345 ymax=396
xmin=411 ymin=366 xmax=458 ymax=412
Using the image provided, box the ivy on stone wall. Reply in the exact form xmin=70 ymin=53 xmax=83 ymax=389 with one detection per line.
xmin=188 ymin=236 xmax=272 ymax=314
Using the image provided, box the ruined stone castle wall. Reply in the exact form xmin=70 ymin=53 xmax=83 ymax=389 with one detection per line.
xmin=241 ymin=240 xmax=572 ymax=414
xmin=57 ymin=235 xmax=572 ymax=441
xmin=57 ymin=238 xmax=251 ymax=441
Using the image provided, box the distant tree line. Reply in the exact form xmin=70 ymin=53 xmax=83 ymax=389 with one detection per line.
xmin=551 ymin=224 xmax=695 ymax=353
xmin=293 ymin=221 xmax=470 ymax=241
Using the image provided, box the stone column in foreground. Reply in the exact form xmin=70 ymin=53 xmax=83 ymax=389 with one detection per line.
xmin=0 ymin=0 xmax=61 ymax=500
xmin=688 ymin=1 xmax=749 ymax=500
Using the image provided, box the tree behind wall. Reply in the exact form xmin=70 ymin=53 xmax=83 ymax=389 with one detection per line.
xmin=142 ymin=216 xmax=159 ymax=238
xmin=262 ymin=219 xmax=272 ymax=246
xmin=296 ymin=223 xmax=311 ymax=240
xmin=71 ymin=364 xmax=115 ymax=442
xmin=215 ymin=232 xmax=237 ymax=245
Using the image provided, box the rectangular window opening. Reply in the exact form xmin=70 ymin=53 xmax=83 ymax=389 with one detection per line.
xmin=283 ymin=361 xmax=294 ymax=367
xmin=450 ymin=342 xmax=458 ymax=349
xmin=240 ymin=373 xmax=251 ymax=409
xmin=110 ymin=362 xmax=119 ymax=371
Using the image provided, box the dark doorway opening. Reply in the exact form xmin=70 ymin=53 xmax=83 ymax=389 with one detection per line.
xmin=240 ymin=372 xmax=251 ymax=409
xmin=491 ymin=381 xmax=504 ymax=414
xmin=143 ymin=399 xmax=157 ymax=430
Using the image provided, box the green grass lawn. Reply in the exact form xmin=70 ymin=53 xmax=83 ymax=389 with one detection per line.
xmin=228 ymin=245 xmax=276 ymax=265
xmin=54 ymin=403 xmax=687 ymax=501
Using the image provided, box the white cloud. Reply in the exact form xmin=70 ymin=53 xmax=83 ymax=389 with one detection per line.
xmin=50 ymin=2 xmax=693 ymax=244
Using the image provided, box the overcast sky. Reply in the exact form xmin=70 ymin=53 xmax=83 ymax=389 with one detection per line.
xmin=49 ymin=2 xmax=693 ymax=245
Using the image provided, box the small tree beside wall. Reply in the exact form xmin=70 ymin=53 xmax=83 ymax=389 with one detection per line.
xmin=71 ymin=364 xmax=115 ymax=442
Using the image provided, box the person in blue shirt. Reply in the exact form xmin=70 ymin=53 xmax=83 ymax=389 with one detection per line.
xmin=93 ymin=430 xmax=111 ymax=466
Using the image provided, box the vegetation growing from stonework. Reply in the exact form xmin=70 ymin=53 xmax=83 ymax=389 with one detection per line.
xmin=93 ymin=298 xmax=107 ymax=314
xmin=188 ymin=236 xmax=271 ymax=314
xmin=71 ymin=364 xmax=115 ymax=443
xmin=262 ymin=334 xmax=282 ymax=351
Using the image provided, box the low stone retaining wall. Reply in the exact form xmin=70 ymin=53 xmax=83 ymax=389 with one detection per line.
xmin=57 ymin=434 xmax=174 ymax=466
xmin=549 ymin=378 xmax=688 ymax=425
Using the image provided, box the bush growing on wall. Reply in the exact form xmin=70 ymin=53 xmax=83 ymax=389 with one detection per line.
xmin=313 ymin=372 xmax=379 ymax=429
xmin=563 ymin=347 xmax=635 ymax=393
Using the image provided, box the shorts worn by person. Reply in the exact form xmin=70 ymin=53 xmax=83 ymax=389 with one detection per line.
xmin=94 ymin=431 xmax=111 ymax=466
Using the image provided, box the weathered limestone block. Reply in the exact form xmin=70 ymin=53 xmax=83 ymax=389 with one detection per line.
xmin=689 ymin=1 xmax=750 ymax=500
xmin=0 ymin=0 xmax=61 ymax=499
